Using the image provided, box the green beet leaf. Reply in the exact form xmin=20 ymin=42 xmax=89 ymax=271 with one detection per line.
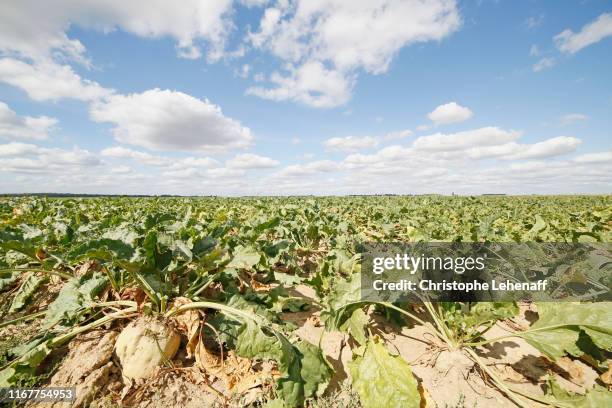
xmin=9 ymin=273 xmax=47 ymax=313
xmin=44 ymin=272 xmax=108 ymax=327
xmin=349 ymin=337 xmax=420 ymax=408
xmin=521 ymin=303 xmax=612 ymax=360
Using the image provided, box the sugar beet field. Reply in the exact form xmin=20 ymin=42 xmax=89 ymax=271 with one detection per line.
xmin=0 ymin=195 xmax=610 ymax=408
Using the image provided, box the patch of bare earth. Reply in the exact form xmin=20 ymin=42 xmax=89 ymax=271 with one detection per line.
xmin=284 ymin=293 xmax=601 ymax=408
xmin=27 ymin=330 xmax=121 ymax=408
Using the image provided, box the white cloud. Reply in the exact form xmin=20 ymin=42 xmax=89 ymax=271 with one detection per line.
xmin=291 ymin=137 xmax=301 ymax=145
xmin=529 ymin=44 xmax=540 ymax=57
xmin=110 ymin=165 xmax=132 ymax=174
xmin=101 ymin=146 xmax=218 ymax=169
xmin=1 ymin=139 xmax=609 ymax=195
xmin=0 ymin=102 xmax=57 ymax=140
xmin=173 ymin=156 xmax=219 ymax=169
xmin=0 ymin=142 xmax=40 ymax=157
xmin=560 ymin=113 xmax=588 ymax=126
xmin=413 ymin=127 xmax=521 ymax=151
xmin=246 ymin=61 xmax=353 ymax=108
xmin=206 ymin=167 xmax=246 ymax=178
xmin=274 ymin=160 xmax=339 ymax=178
xmin=90 ymin=89 xmax=253 ymax=152
xmin=226 ymin=153 xmax=279 ymax=169
xmin=323 ymin=136 xmax=378 ymax=152
xmin=235 ymin=64 xmax=251 ymax=78
xmin=0 ymin=58 xmax=112 ymax=102
xmin=573 ymin=151 xmax=612 ymax=164
xmin=416 ymin=124 xmax=431 ymax=132
xmin=427 ymin=102 xmax=473 ymax=125
xmin=248 ymin=0 xmax=460 ymax=107
xmin=0 ymin=0 xmax=235 ymax=62
xmin=526 ymin=14 xmax=545 ymax=30
xmin=297 ymin=153 xmax=315 ymax=160
xmin=162 ymin=167 xmax=203 ymax=178
xmin=343 ymin=145 xmax=414 ymax=168
xmin=467 ymin=136 xmax=582 ymax=160
xmin=0 ymin=143 xmax=101 ymax=173
xmin=533 ymin=57 xmax=555 ymax=72
xmin=101 ymin=146 xmax=162 ymax=165
xmin=555 ymin=13 xmax=612 ymax=54
xmin=383 ymin=129 xmax=412 ymax=141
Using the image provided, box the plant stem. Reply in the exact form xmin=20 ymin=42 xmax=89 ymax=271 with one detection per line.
xmin=466 ymin=321 xmax=612 ymax=347
xmin=0 ymin=311 xmax=46 ymax=328
xmin=465 ymin=348 xmax=531 ymax=408
xmin=423 ymin=301 xmax=455 ymax=347
xmin=0 ymin=268 xmax=73 ymax=280
xmin=465 ymin=333 xmax=518 ymax=347
xmin=165 ymin=301 xmax=262 ymax=324
xmin=51 ymin=306 xmax=137 ymax=347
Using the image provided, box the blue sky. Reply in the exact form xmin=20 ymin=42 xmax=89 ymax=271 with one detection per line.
xmin=0 ymin=0 xmax=611 ymax=195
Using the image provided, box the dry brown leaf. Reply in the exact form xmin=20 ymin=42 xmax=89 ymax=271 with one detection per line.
xmin=171 ymin=297 xmax=202 ymax=358
xmin=250 ymin=278 xmax=272 ymax=292
xmin=120 ymin=287 xmax=147 ymax=308
xmin=601 ymin=363 xmax=612 ymax=386
xmin=419 ymin=382 xmax=437 ymax=408
xmin=35 ymin=248 xmax=48 ymax=261
xmin=74 ymin=260 xmax=101 ymax=277
xmin=195 ymin=340 xmax=222 ymax=371
xmin=556 ymin=357 xmax=586 ymax=385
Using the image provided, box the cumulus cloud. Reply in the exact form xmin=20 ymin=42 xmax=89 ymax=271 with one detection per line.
xmin=247 ymin=61 xmax=353 ymax=108
xmin=323 ymin=136 xmax=378 ymax=153
xmin=466 ymin=136 xmax=582 ymax=160
xmin=0 ymin=143 xmax=101 ymax=173
xmin=0 ymin=58 xmax=112 ymax=102
xmin=0 ymin=142 xmax=40 ymax=157
xmin=560 ymin=113 xmax=588 ymax=126
xmin=90 ymin=89 xmax=253 ymax=152
xmin=532 ymin=57 xmax=555 ymax=72
xmin=383 ymin=129 xmax=412 ymax=141
xmin=342 ymin=145 xmax=414 ymax=169
xmin=110 ymin=165 xmax=132 ymax=174
xmin=101 ymin=146 xmax=218 ymax=169
xmin=427 ymin=102 xmax=473 ymax=125
xmin=1 ymin=138 xmax=609 ymax=195
xmin=206 ymin=167 xmax=246 ymax=179
xmin=525 ymin=14 xmax=545 ymax=30
xmin=101 ymin=146 xmax=163 ymax=166
xmin=0 ymin=102 xmax=57 ymax=140
xmin=274 ymin=160 xmax=339 ymax=178
xmin=555 ymin=13 xmax=612 ymax=54
xmin=413 ymin=127 xmax=521 ymax=151
xmin=0 ymin=0 xmax=235 ymax=62
xmin=226 ymin=153 xmax=279 ymax=169
xmin=0 ymin=1 xmax=236 ymax=103
xmin=248 ymin=0 xmax=460 ymax=107
xmin=573 ymin=151 xmax=612 ymax=164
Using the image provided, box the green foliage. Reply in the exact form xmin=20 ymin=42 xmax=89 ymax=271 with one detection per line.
xmin=8 ymin=274 xmax=47 ymax=313
xmin=439 ymin=302 xmax=519 ymax=344
xmin=521 ymin=302 xmax=612 ymax=360
xmin=235 ymin=321 xmax=332 ymax=406
xmin=0 ymin=195 xmax=610 ymax=406
xmin=44 ymin=272 xmax=108 ymax=327
xmin=348 ymin=337 xmax=420 ymax=408
xmin=545 ymin=377 xmax=612 ymax=408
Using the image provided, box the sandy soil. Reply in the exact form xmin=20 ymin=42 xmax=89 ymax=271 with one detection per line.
xmin=16 ymin=285 xmax=603 ymax=408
